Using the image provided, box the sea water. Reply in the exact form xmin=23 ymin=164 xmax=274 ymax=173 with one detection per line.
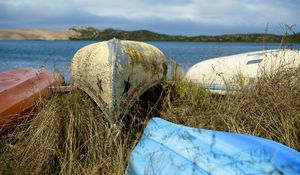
xmin=0 ymin=40 xmax=298 ymax=80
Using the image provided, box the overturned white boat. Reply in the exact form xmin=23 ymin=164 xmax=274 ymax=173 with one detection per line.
xmin=186 ymin=49 xmax=300 ymax=93
xmin=71 ymin=39 xmax=167 ymax=121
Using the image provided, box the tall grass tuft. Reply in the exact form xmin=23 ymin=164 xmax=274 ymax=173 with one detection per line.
xmin=0 ymin=90 xmax=138 ymax=175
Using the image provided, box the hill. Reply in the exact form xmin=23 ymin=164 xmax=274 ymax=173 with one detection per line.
xmin=0 ymin=28 xmax=77 ymax=40
xmin=70 ymin=27 xmax=300 ymax=42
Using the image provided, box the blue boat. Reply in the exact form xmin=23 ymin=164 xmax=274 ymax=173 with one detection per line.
xmin=126 ymin=117 xmax=300 ymax=175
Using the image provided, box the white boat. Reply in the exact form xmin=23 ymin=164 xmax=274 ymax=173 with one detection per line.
xmin=186 ymin=49 xmax=300 ymax=93
xmin=71 ymin=39 xmax=167 ymax=121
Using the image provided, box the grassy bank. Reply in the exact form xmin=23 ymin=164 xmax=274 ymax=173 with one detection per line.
xmin=0 ymin=65 xmax=300 ymax=174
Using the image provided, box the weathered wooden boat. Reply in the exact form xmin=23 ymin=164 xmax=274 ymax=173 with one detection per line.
xmin=127 ymin=117 xmax=300 ymax=175
xmin=0 ymin=68 xmax=63 ymax=129
xmin=186 ymin=49 xmax=300 ymax=93
xmin=71 ymin=39 xmax=167 ymax=121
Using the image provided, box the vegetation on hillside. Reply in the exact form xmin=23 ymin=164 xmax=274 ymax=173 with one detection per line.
xmin=0 ymin=63 xmax=300 ymax=174
xmin=69 ymin=26 xmax=300 ymax=42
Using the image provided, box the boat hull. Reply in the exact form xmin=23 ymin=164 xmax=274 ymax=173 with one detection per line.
xmin=0 ymin=68 xmax=63 ymax=129
xmin=127 ymin=117 xmax=300 ymax=175
xmin=71 ymin=39 xmax=167 ymax=121
xmin=186 ymin=49 xmax=300 ymax=93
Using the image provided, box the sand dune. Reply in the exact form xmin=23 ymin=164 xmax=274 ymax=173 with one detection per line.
xmin=0 ymin=28 xmax=78 ymax=40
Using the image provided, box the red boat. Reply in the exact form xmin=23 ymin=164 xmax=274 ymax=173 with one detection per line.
xmin=0 ymin=68 xmax=63 ymax=130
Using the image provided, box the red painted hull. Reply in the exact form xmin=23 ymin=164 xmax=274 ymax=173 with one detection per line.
xmin=0 ymin=68 xmax=63 ymax=129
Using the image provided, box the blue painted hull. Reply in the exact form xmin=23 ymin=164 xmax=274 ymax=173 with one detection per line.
xmin=127 ymin=117 xmax=300 ymax=175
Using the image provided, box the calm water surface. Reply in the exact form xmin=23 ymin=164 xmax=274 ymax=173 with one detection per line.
xmin=0 ymin=40 xmax=298 ymax=80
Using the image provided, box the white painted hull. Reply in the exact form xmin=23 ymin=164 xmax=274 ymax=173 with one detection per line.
xmin=186 ymin=49 xmax=300 ymax=93
xmin=71 ymin=39 xmax=167 ymax=121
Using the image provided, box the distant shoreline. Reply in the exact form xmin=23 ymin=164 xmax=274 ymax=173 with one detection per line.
xmin=0 ymin=27 xmax=299 ymax=42
xmin=0 ymin=40 xmax=291 ymax=43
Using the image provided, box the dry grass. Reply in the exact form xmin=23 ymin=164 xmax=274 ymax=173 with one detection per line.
xmin=0 ymin=64 xmax=299 ymax=174
xmin=161 ymin=65 xmax=300 ymax=151
xmin=0 ymin=90 xmax=135 ymax=175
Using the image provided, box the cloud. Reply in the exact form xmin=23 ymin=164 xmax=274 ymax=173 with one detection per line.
xmin=0 ymin=0 xmax=299 ymax=35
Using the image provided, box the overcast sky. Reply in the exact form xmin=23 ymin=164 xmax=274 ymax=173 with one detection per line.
xmin=0 ymin=0 xmax=299 ymax=35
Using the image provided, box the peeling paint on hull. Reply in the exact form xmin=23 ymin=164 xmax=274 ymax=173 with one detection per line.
xmin=71 ymin=39 xmax=167 ymax=121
